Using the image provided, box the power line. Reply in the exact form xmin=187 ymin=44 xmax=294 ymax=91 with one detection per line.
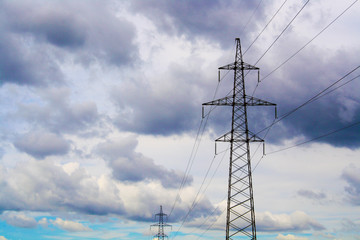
xmin=248 ymin=0 xmax=310 ymax=97
xmin=169 ymin=67 xmax=232 ymax=221
xmin=168 ymin=118 xmax=203 ymax=217
xmin=197 ymin=76 xmax=360 ymax=240
xmin=252 ymin=117 xmax=277 ymax=172
xmin=202 ymin=70 xmax=232 ymax=118
xmin=193 ymin=78 xmax=360 ymax=237
xmin=172 ymin=146 xmax=229 ymax=240
xmin=251 ymin=68 xmax=360 ymax=170
xmin=195 ymin=147 xmax=273 ymax=238
xmin=172 ymin=146 xmax=229 ymax=239
xmin=312 ymin=74 xmax=360 ymax=100
xmin=266 ymin=120 xmax=360 ymax=155
xmin=240 ymin=0 xmax=264 ymax=37
xmin=171 ymin=155 xmax=218 ymax=239
xmin=195 ymin=201 xmax=227 ymax=240
xmin=256 ymin=65 xmax=360 ymax=136
xmin=194 ymin=142 xmax=271 ymax=239
xmin=261 ymin=0 xmax=359 ymax=82
xmin=248 ymin=0 xmax=359 ymax=171
xmin=253 ymin=0 xmax=310 ymax=66
xmin=170 ymin=0 xmax=358 ymax=235
xmin=203 ymin=38 xmax=276 ymax=240
xmin=244 ymin=0 xmax=289 ymax=55
xmin=169 ymin=81 xmax=222 ymax=217
xmin=169 ymin=37 xmax=246 ymax=238
xmin=194 ymin=143 xmax=264 ymax=239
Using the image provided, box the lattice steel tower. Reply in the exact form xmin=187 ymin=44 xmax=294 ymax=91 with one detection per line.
xmin=203 ymin=38 xmax=276 ymax=240
xmin=151 ymin=205 xmax=172 ymax=240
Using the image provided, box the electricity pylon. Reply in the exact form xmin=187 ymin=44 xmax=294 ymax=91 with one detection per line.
xmin=151 ymin=206 xmax=172 ymax=240
xmin=203 ymin=38 xmax=276 ymax=240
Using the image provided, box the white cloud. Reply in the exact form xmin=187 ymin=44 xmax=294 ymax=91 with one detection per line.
xmin=0 ymin=160 xmax=125 ymax=215
xmin=51 ymin=218 xmax=91 ymax=232
xmin=38 ymin=218 xmax=48 ymax=227
xmin=276 ymin=234 xmax=309 ymax=240
xmin=62 ymin=162 xmax=80 ymax=175
xmin=0 ymin=156 xmax=215 ymax=223
xmin=1 ymin=211 xmax=37 ymax=228
xmin=256 ymin=211 xmax=325 ymax=232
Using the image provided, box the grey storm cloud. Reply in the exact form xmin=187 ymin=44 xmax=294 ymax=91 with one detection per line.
xmin=246 ymin=45 xmax=360 ymax=148
xmin=342 ymin=164 xmax=360 ymax=205
xmin=95 ymin=136 xmax=192 ymax=188
xmin=0 ymin=30 xmax=63 ymax=86
xmin=128 ymin=0 xmax=360 ymax=148
xmin=2 ymin=0 xmax=357 ymax=150
xmin=0 ymin=160 xmax=125 ymax=215
xmin=0 ymin=0 xmax=138 ymax=86
xmin=111 ymin=64 xmax=206 ymax=136
xmin=129 ymin=0 xmax=267 ymax=46
xmin=112 ymin=88 xmax=199 ymax=136
xmin=5 ymin=1 xmax=86 ymax=49
xmin=16 ymin=87 xmax=99 ymax=135
xmin=126 ymin=0 xmax=360 ymax=148
xmin=14 ymin=131 xmax=70 ymax=159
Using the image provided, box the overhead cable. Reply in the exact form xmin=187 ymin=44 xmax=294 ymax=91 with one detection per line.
xmin=247 ymin=0 xmax=309 ymax=97
xmin=240 ymin=0 xmax=264 ymax=36
xmin=195 ymin=201 xmax=227 ymax=240
xmin=169 ymin=80 xmax=222 ymax=217
xmin=252 ymin=68 xmax=360 ymax=170
xmin=253 ymin=0 xmax=310 ymax=66
xmin=169 ymin=118 xmax=204 ymax=217
xmin=261 ymin=0 xmax=359 ymax=82
xmin=244 ymin=0 xmax=289 ymax=55
xmin=256 ymin=65 xmax=360 ymax=135
xmin=172 ymin=146 xmax=229 ymax=239
xmin=171 ymin=155 xmax=218 ymax=239
xmin=266 ymin=120 xmax=360 ymax=155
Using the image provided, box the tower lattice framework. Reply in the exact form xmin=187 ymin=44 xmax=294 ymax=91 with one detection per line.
xmin=203 ymin=38 xmax=276 ymax=240
xmin=151 ymin=205 xmax=172 ymax=240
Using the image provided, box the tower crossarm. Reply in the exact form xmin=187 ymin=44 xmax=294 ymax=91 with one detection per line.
xmin=215 ymin=130 xmax=264 ymax=143
xmin=202 ymin=95 xmax=235 ymax=107
xmin=202 ymin=96 xmax=277 ymax=119
xmin=219 ymin=62 xmax=259 ymax=71
xmin=150 ymin=223 xmax=172 ymax=228
xmin=245 ymin=96 xmax=276 ymax=106
xmin=203 ymin=95 xmax=275 ymax=107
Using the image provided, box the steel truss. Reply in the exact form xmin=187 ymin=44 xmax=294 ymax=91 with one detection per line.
xmin=151 ymin=206 xmax=172 ymax=240
xmin=203 ymin=38 xmax=276 ymax=240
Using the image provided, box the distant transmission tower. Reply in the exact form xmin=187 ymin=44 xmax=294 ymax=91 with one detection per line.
xmin=151 ymin=206 xmax=172 ymax=240
xmin=203 ymin=38 xmax=276 ymax=239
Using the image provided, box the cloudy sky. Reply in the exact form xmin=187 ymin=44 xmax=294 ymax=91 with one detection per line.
xmin=0 ymin=0 xmax=360 ymax=239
